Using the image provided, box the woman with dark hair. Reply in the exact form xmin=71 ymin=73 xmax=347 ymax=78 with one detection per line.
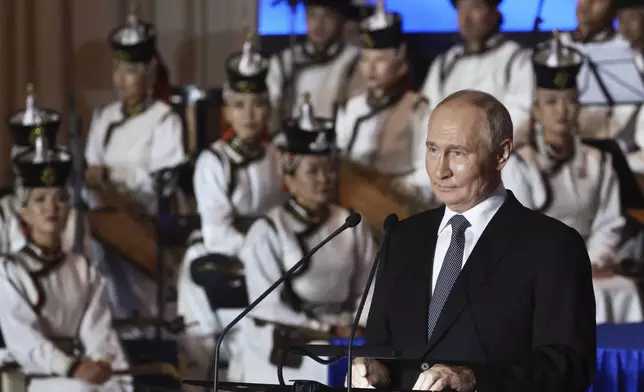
xmin=83 ymin=10 xmax=186 ymax=327
xmin=503 ymin=33 xmax=643 ymax=324
xmin=228 ymin=98 xmax=377 ymax=384
xmin=84 ymin=10 xmax=185 ymax=212
xmin=335 ymin=1 xmax=433 ymax=205
xmin=0 ymin=85 xmax=90 ymax=256
xmin=177 ymin=35 xmax=285 ymax=385
xmin=0 ymin=139 xmax=130 ymax=392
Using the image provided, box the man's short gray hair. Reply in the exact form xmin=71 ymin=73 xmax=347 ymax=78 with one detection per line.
xmin=434 ymin=89 xmax=513 ymax=149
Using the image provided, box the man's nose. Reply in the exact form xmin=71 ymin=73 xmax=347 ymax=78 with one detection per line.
xmin=435 ymin=156 xmax=452 ymax=179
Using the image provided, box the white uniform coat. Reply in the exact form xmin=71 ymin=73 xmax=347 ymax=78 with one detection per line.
xmin=0 ymin=245 xmax=131 ymax=392
xmin=502 ymin=136 xmax=643 ymax=324
xmin=177 ymin=139 xmax=285 ymax=387
xmin=266 ymin=41 xmax=361 ymax=133
xmin=84 ymin=100 xmax=186 ymax=214
xmin=228 ymin=202 xmax=377 ymax=384
xmin=557 ymin=30 xmax=644 ymax=170
xmin=84 ymin=100 xmax=186 ymax=324
xmin=420 ymin=34 xmax=533 ymax=135
xmin=0 ymin=195 xmax=91 ymax=256
xmin=335 ymin=90 xmax=432 ymax=202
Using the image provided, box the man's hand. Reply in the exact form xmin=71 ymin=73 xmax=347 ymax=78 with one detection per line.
xmin=412 ymin=364 xmax=475 ymax=391
xmin=85 ymin=165 xmax=109 ymax=185
xmin=72 ymin=360 xmax=113 ymax=385
xmin=346 ymin=357 xmax=390 ymax=388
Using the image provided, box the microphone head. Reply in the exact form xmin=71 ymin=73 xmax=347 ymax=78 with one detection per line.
xmin=384 ymin=214 xmax=399 ymax=231
xmin=345 ymin=211 xmax=362 ymax=228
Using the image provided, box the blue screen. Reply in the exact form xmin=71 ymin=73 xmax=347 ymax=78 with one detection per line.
xmin=259 ymin=0 xmax=578 ymax=35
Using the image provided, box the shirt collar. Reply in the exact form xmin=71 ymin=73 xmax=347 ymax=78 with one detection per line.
xmin=438 ymin=184 xmax=507 ymax=235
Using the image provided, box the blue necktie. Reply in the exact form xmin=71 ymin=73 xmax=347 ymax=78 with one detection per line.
xmin=427 ymin=214 xmax=470 ymax=340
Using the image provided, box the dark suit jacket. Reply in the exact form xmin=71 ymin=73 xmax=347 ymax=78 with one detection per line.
xmin=365 ymin=192 xmax=596 ymax=392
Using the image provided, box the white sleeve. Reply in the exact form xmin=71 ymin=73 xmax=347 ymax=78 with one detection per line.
xmin=85 ymin=108 xmax=106 ymax=166
xmin=501 ymin=154 xmax=537 ymax=209
xmin=503 ymin=48 xmax=534 ymax=134
xmin=109 ymin=111 xmax=186 ymax=194
xmin=390 ymin=106 xmax=434 ymax=204
xmin=267 ymin=53 xmax=286 ymax=134
xmin=586 ymin=155 xmax=626 ymax=266
xmin=350 ymin=221 xmax=378 ymax=327
xmin=334 ymin=104 xmax=351 ymax=153
xmin=79 ymin=267 xmax=132 ymax=390
xmin=0 ymin=261 xmax=77 ymax=376
xmin=193 ymin=150 xmax=245 ymax=254
xmin=240 ymin=219 xmax=317 ymax=327
xmin=420 ymin=54 xmax=442 ymax=110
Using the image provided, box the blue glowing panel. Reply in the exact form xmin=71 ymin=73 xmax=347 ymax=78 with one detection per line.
xmin=258 ymin=0 xmax=579 ymax=34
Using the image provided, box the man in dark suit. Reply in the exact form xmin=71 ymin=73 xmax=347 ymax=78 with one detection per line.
xmin=348 ymin=90 xmax=596 ymax=392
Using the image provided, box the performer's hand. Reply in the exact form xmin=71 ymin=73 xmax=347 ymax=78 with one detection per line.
xmin=94 ymin=360 xmax=113 ymax=384
xmin=412 ymin=364 xmax=475 ymax=391
xmin=85 ymin=165 xmax=109 ymax=185
xmin=347 ymin=357 xmax=390 ymax=388
xmin=72 ymin=360 xmax=113 ymax=385
xmin=592 ymin=264 xmax=614 ymax=279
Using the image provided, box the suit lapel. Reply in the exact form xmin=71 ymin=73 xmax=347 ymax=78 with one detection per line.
xmin=424 ymin=192 xmax=524 ymax=353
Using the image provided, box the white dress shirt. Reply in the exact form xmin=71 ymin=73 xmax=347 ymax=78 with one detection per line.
xmin=431 ymin=185 xmax=507 ymax=294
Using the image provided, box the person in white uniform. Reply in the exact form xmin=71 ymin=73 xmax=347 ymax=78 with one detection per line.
xmin=335 ymin=0 xmax=433 ymax=204
xmin=420 ymin=0 xmax=533 ymax=138
xmin=266 ymin=0 xmax=365 ymax=134
xmin=615 ymin=0 xmax=644 ymax=172
xmin=177 ymin=35 xmax=285 ymax=388
xmin=556 ymin=0 xmax=644 ymax=148
xmin=502 ymin=34 xmax=643 ymax=324
xmin=83 ymin=12 xmax=186 ymax=325
xmin=228 ymin=106 xmax=377 ymax=384
xmin=0 ymin=142 xmax=131 ymax=392
xmin=0 ymin=85 xmax=90 ymax=257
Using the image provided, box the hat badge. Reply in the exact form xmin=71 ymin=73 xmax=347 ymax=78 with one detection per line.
xmin=29 ymin=126 xmax=44 ymax=145
xmin=41 ymin=166 xmax=57 ymax=187
xmin=114 ymin=50 xmax=130 ymax=62
xmin=236 ymin=80 xmax=254 ymax=93
xmin=554 ymin=71 xmax=570 ymax=89
xmin=362 ymin=32 xmax=374 ymax=48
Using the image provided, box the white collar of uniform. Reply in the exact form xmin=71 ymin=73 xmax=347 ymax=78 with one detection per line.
xmin=438 ymin=184 xmax=507 ymax=235
xmin=456 ymin=31 xmax=505 ymax=56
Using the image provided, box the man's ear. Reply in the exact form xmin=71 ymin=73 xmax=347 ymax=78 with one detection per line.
xmin=496 ymin=139 xmax=513 ymax=170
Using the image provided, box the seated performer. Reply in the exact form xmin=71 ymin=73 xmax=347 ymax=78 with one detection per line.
xmin=502 ymin=34 xmax=643 ymax=323
xmin=83 ymin=10 xmax=186 ymax=322
xmin=266 ymin=0 xmax=365 ymax=134
xmin=615 ymin=0 xmax=644 ymax=172
xmin=420 ymin=0 xmax=533 ymax=136
xmin=228 ymin=105 xmax=377 ymax=383
xmin=0 ymin=85 xmax=89 ymax=255
xmin=335 ymin=0 xmax=432 ymax=204
xmin=555 ymin=0 xmax=644 ymax=146
xmin=0 ymin=142 xmax=131 ymax=392
xmin=177 ymin=35 xmax=285 ymax=385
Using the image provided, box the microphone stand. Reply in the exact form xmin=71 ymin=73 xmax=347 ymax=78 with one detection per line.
xmin=212 ymin=212 xmax=362 ymax=392
xmin=346 ymin=214 xmax=398 ymax=392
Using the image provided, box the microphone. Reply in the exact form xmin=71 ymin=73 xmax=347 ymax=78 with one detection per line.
xmin=346 ymin=214 xmax=398 ymax=392
xmin=211 ymin=211 xmax=363 ymax=392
